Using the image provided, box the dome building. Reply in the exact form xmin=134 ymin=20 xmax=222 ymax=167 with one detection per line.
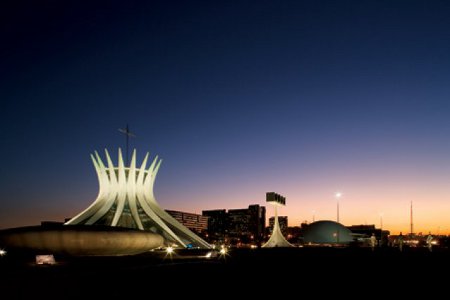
xmin=303 ymin=220 xmax=353 ymax=245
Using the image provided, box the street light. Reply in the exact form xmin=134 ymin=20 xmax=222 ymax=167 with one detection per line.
xmin=335 ymin=192 xmax=342 ymax=223
xmin=335 ymin=192 xmax=343 ymax=244
xmin=165 ymin=246 xmax=174 ymax=259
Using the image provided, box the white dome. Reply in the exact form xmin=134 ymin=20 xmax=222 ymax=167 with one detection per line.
xmin=303 ymin=220 xmax=353 ymax=244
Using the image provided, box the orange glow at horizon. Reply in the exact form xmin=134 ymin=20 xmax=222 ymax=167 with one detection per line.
xmin=160 ymin=166 xmax=450 ymax=236
xmin=2 ymin=161 xmax=450 ymax=236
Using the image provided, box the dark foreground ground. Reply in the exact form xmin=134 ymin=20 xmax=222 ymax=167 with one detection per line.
xmin=1 ymin=247 xmax=449 ymax=298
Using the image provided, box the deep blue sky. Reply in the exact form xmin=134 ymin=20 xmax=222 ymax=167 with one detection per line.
xmin=2 ymin=0 xmax=450 ymax=232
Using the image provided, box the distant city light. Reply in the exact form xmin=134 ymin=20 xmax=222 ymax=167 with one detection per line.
xmin=166 ymin=246 xmax=174 ymax=254
xmin=0 ymin=249 xmax=6 ymax=256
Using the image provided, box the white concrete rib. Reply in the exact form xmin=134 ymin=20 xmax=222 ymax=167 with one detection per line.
xmin=64 ymin=148 xmax=211 ymax=249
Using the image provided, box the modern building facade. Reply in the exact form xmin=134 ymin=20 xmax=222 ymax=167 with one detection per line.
xmin=166 ymin=210 xmax=208 ymax=234
xmin=228 ymin=205 xmax=266 ymax=238
xmin=203 ymin=204 xmax=266 ymax=244
xmin=202 ymin=209 xmax=228 ymax=239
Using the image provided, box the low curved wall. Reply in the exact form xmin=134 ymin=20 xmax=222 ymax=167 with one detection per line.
xmin=0 ymin=225 xmax=164 ymax=256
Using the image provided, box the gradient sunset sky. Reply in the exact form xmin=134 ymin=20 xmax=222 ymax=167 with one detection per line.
xmin=1 ymin=1 xmax=450 ymax=234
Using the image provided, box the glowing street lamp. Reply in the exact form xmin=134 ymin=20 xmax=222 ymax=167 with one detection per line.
xmin=335 ymin=192 xmax=342 ymax=223
xmin=165 ymin=246 xmax=174 ymax=259
xmin=0 ymin=249 xmax=6 ymax=256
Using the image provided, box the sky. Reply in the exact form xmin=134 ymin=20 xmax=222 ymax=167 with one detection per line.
xmin=1 ymin=0 xmax=450 ymax=234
